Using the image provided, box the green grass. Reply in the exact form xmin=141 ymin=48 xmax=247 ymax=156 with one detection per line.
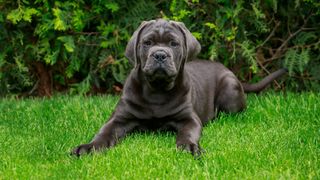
xmin=0 ymin=93 xmax=319 ymax=179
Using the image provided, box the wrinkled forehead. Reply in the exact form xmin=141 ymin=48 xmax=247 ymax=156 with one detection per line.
xmin=141 ymin=20 xmax=182 ymax=41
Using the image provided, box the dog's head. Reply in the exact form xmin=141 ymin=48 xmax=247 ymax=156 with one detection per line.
xmin=125 ymin=19 xmax=201 ymax=91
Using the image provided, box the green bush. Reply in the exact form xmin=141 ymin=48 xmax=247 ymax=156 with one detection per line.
xmin=0 ymin=0 xmax=319 ymax=96
xmin=166 ymin=0 xmax=320 ymax=91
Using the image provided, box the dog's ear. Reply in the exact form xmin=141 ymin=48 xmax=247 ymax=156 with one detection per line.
xmin=125 ymin=20 xmax=154 ymax=66
xmin=170 ymin=21 xmax=201 ymax=61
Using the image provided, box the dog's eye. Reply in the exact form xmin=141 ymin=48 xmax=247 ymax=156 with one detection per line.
xmin=170 ymin=41 xmax=179 ymax=47
xmin=143 ymin=40 xmax=152 ymax=47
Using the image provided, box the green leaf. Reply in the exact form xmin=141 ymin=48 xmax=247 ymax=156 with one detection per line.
xmin=192 ymin=32 xmax=202 ymax=40
xmin=0 ymin=52 xmax=6 ymax=67
xmin=58 ymin=36 xmax=75 ymax=53
xmin=7 ymin=7 xmax=39 ymax=24
xmin=208 ymin=45 xmax=218 ymax=61
xmin=264 ymin=0 xmax=277 ymax=12
xmin=173 ymin=10 xmax=191 ymax=21
xmin=170 ymin=0 xmax=177 ymax=12
xmin=111 ymin=59 xmax=130 ymax=84
xmin=299 ymin=48 xmax=310 ymax=73
xmin=72 ymin=10 xmax=85 ymax=31
xmin=238 ymin=41 xmax=258 ymax=73
xmin=7 ymin=9 xmax=23 ymax=24
xmin=22 ymin=8 xmax=39 ymax=22
xmin=205 ymin=22 xmax=217 ymax=30
xmin=14 ymin=55 xmax=28 ymax=73
xmin=293 ymin=32 xmax=317 ymax=45
xmin=53 ymin=8 xmax=67 ymax=31
xmin=44 ymin=50 xmax=59 ymax=65
xmin=251 ymin=2 xmax=265 ymax=19
xmin=284 ymin=49 xmax=299 ymax=76
xmin=105 ymin=3 xmax=119 ymax=13
xmin=37 ymin=39 xmax=50 ymax=56
xmin=98 ymin=21 xmax=116 ymax=36
xmin=70 ymin=56 xmax=81 ymax=71
xmin=284 ymin=48 xmax=310 ymax=75
xmin=100 ymin=38 xmax=117 ymax=48
xmin=77 ymin=75 xmax=91 ymax=95
xmin=66 ymin=65 xmax=74 ymax=78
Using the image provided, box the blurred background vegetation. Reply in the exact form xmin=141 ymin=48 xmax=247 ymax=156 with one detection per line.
xmin=0 ymin=0 xmax=319 ymax=97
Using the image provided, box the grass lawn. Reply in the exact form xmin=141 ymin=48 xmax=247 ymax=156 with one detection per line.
xmin=0 ymin=92 xmax=319 ymax=179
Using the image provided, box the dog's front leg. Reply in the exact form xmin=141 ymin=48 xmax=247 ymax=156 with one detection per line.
xmin=176 ymin=113 xmax=203 ymax=156
xmin=71 ymin=115 xmax=136 ymax=157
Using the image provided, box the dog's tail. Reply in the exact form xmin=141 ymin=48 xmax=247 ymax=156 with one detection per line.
xmin=242 ymin=68 xmax=288 ymax=93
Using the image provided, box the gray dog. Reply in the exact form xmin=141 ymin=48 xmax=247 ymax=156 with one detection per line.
xmin=72 ymin=19 xmax=287 ymax=156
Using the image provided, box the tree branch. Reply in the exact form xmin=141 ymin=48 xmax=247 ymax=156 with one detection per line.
xmin=259 ymin=20 xmax=281 ymax=48
xmin=264 ymin=13 xmax=315 ymax=63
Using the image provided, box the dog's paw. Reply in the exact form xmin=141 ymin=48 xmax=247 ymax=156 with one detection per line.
xmin=71 ymin=143 xmax=95 ymax=157
xmin=177 ymin=143 xmax=204 ymax=157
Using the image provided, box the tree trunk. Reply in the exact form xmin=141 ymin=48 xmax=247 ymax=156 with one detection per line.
xmin=33 ymin=62 xmax=52 ymax=97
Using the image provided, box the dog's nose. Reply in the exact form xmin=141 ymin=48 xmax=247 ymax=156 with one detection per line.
xmin=152 ymin=51 xmax=167 ymax=62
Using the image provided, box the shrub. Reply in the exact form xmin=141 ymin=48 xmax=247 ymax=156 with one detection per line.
xmin=165 ymin=0 xmax=320 ymax=91
xmin=0 ymin=0 xmax=319 ymax=96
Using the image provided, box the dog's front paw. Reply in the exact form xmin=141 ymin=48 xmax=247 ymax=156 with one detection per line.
xmin=71 ymin=143 xmax=95 ymax=157
xmin=71 ymin=139 xmax=115 ymax=157
xmin=177 ymin=143 xmax=203 ymax=157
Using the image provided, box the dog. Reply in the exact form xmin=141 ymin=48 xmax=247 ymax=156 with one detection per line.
xmin=71 ymin=19 xmax=287 ymax=156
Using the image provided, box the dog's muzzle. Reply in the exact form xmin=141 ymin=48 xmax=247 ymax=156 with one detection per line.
xmin=143 ymin=50 xmax=177 ymax=90
xmin=144 ymin=50 xmax=176 ymax=77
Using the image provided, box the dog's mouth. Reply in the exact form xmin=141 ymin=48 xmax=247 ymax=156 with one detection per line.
xmin=143 ymin=65 xmax=177 ymax=91
xmin=144 ymin=65 xmax=176 ymax=79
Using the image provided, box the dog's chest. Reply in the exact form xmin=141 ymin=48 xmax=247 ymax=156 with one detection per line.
xmin=137 ymin=116 xmax=176 ymax=130
xmin=124 ymin=91 xmax=189 ymax=119
xmin=130 ymin=102 xmax=181 ymax=119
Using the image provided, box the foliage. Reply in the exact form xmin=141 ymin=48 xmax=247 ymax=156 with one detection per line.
xmin=0 ymin=0 xmax=158 ymax=96
xmin=164 ymin=0 xmax=320 ymax=90
xmin=0 ymin=0 xmax=319 ymax=96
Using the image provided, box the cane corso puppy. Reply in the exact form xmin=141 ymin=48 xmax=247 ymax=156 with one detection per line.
xmin=72 ymin=19 xmax=287 ymax=156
